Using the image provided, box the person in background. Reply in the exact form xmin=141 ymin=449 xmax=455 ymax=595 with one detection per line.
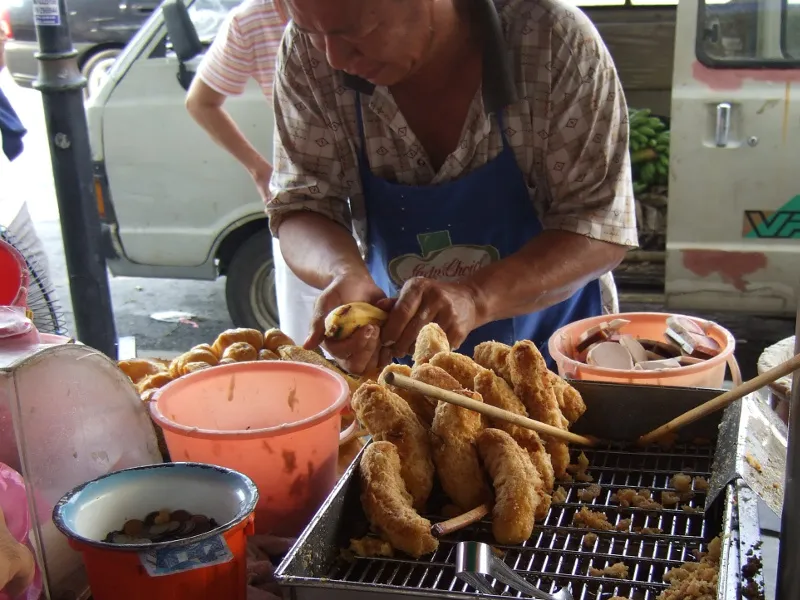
xmin=268 ymin=0 xmax=636 ymax=375
xmin=186 ymin=0 xmax=320 ymax=342
xmin=0 ymin=27 xmax=26 ymax=163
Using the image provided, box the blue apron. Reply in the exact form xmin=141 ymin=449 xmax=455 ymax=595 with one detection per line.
xmin=354 ymin=94 xmax=602 ymax=366
xmin=0 ymin=88 xmax=26 ymax=162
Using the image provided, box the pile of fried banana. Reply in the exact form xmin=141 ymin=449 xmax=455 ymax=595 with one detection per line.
xmin=117 ymin=327 xmax=368 ymax=466
xmin=354 ymin=324 xmax=587 ymax=558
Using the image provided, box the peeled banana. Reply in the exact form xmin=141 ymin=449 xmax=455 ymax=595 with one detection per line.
xmin=324 ymin=302 xmax=389 ymax=340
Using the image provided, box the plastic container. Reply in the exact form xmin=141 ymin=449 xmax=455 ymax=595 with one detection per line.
xmin=149 ymin=361 xmax=351 ymax=536
xmin=53 ymin=463 xmax=258 ymax=600
xmin=548 ymin=312 xmax=741 ymax=388
xmin=0 ymin=239 xmax=29 ymax=308
xmin=0 ymin=463 xmax=43 ymax=600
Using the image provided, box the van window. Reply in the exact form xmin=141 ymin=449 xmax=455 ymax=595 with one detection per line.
xmin=698 ymin=0 xmax=800 ymax=64
xmin=786 ymin=0 xmax=800 ymax=57
xmin=187 ymin=0 xmax=242 ymax=43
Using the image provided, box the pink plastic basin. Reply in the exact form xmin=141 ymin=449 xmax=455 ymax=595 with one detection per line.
xmin=548 ymin=312 xmax=741 ymax=389
xmin=149 ymin=361 xmax=350 ymax=536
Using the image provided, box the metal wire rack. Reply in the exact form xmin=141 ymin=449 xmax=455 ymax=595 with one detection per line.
xmin=324 ymin=444 xmax=719 ymax=600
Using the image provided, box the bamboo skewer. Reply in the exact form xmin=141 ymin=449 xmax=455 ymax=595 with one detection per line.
xmin=432 ymin=503 xmax=492 ymax=537
xmin=384 ymin=372 xmax=597 ymax=447
xmin=637 ymin=352 xmax=800 ymax=446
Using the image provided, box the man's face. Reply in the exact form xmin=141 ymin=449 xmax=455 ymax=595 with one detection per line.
xmin=284 ymin=0 xmax=433 ymax=86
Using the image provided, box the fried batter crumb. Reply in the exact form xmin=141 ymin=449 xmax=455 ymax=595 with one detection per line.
xmin=553 ymin=486 xmax=568 ymax=504
xmin=745 ymin=454 xmax=763 ymax=473
xmin=611 ymin=488 xmax=662 ymax=509
xmin=681 ymin=504 xmax=703 ymax=514
xmin=671 ymin=473 xmax=693 ymax=493
xmin=589 ymin=562 xmax=629 ymax=579
xmin=577 ymin=484 xmax=602 ymax=502
xmin=661 ymin=490 xmax=681 ymax=506
xmin=642 ymin=527 xmax=663 ymax=535
xmin=566 ymin=451 xmax=591 ymax=482
xmin=582 ymin=532 xmax=598 ymax=547
xmin=615 ymin=518 xmax=632 ymax=531
xmin=657 ymin=536 xmax=721 ymax=600
xmin=609 ymin=597 xmax=629 ymax=600
xmin=348 ymin=537 xmax=394 ymax=558
xmin=693 ymin=476 xmax=709 ymax=491
xmin=572 ymin=507 xmax=613 ymax=531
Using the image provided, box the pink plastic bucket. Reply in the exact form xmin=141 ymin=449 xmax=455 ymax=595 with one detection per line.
xmin=548 ymin=312 xmax=741 ymax=389
xmin=149 ymin=361 xmax=351 ymax=536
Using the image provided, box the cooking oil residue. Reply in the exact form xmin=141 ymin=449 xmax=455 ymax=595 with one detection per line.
xmin=283 ymin=449 xmax=297 ymax=474
xmin=287 ymin=385 xmax=299 ymax=411
xmin=227 ymin=374 xmax=236 ymax=402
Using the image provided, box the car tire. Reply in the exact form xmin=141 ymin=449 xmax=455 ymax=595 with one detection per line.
xmin=81 ymin=48 xmax=121 ymax=98
xmin=225 ymin=229 xmax=279 ymax=331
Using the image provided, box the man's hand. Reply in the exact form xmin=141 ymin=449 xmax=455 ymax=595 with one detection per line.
xmin=250 ymin=160 xmax=273 ymax=204
xmin=305 ymin=272 xmax=391 ymax=375
xmin=380 ymin=277 xmax=481 ymax=358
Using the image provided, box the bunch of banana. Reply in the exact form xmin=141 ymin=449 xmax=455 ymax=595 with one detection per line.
xmin=628 ymin=108 xmax=670 ymax=195
xmin=324 ymin=302 xmax=389 ymax=340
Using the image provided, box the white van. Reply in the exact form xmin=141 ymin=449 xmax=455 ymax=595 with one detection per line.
xmin=85 ymin=0 xmax=800 ymax=330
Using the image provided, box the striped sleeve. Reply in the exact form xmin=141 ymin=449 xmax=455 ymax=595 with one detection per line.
xmin=196 ymin=10 xmax=255 ymax=97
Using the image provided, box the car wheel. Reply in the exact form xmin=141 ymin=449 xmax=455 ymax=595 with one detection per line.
xmin=225 ymin=229 xmax=279 ymax=331
xmin=81 ymin=49 xmax=121 ymax=98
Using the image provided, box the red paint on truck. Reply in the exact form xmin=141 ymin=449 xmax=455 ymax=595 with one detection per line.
xmin=682 ymin=250 xmax=767 ymax=292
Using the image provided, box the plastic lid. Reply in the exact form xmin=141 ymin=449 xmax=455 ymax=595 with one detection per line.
xmin=0 ymin=306 xmax=33 ymax=339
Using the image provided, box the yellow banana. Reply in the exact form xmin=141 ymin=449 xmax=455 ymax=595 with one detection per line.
xmin=324 ymin=302 xmax=389 ymax=340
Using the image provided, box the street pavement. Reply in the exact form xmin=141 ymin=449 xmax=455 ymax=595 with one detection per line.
xmin=1 ymin=70 xmax=795 ymax=377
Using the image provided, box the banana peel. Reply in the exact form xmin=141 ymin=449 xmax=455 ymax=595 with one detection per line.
xmin=324 ymin=302 xmax=389 ymax=340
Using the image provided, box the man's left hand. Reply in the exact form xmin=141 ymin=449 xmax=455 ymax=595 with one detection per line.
xmin=380 ymin=277 xmax=482 ymax=358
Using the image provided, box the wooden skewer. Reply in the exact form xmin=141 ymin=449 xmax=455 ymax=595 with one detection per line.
xmin=432 ymin=503 xmax=492 ymax=537
xmin=384 ymin=372 xmax=597 ymax=447
xmin=637 ymin=352 xmax=800 ymax=446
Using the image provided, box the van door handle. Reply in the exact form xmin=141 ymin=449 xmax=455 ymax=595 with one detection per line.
xmin=715 ymin=102 xmax=731 ymax=147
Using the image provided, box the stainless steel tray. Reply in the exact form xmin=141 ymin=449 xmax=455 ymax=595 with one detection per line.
xmin=277 ymin=381 xmax=762 ymax=600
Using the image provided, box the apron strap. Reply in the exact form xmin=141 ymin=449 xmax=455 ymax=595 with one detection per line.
xmin=354 ymin=93 xmax=370 ymax=168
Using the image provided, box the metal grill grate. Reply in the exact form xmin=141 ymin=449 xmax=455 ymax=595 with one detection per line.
xmin=326 ymin=443 xmax=719 ymax=600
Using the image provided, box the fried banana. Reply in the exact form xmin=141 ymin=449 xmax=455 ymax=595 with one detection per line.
xmin=379 ymin=364 xmax=436 ymax=427
xmin=477 ymin=428 xmax=542 ymax=545
xmin=412 ymin=323 xmax=450 ymax=366
xmin=352 ymin=384 xmax=435 ymax=510
xmin=474 ymin=368 xmax=555 ymax=500
xmin=508 ymin=341 xmax=570 ymax=479
xmin=430 ymin=388 xmax=491 ymax=511
xmin=411 ymin=363 xmax=461 ymax=393
xmin=429 ymin=351 xmax=481 ymax=390
xmin=473 ymin=341 xmax=513 ymax=384
xmin=546 ymin=371 xmax=586 ymax=425
xmin=359 ymin=442 xmax=438 ymax=558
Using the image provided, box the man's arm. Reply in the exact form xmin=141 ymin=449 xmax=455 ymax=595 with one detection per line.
xmin=472 ymin=19 xmax=635 ymax=323
xmin=185 ymin=79 xmax=272 ymax=184
xmin=268 ymin=29 xmax=387 ymax=372
xmin=466 ymin=231 xmax=625 ymax=325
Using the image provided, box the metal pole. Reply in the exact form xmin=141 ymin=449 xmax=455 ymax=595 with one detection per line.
xmin=32 ymin=0 xmax=117 ymax=358
xmin=776 ymin=298 xmax=800 ymax=600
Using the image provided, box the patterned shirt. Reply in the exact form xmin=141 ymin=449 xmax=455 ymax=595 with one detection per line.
xmin=196 ymin=0 xmax=286 ymax=99
xmin=267 ymin=0 xmax=638 ymax=252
